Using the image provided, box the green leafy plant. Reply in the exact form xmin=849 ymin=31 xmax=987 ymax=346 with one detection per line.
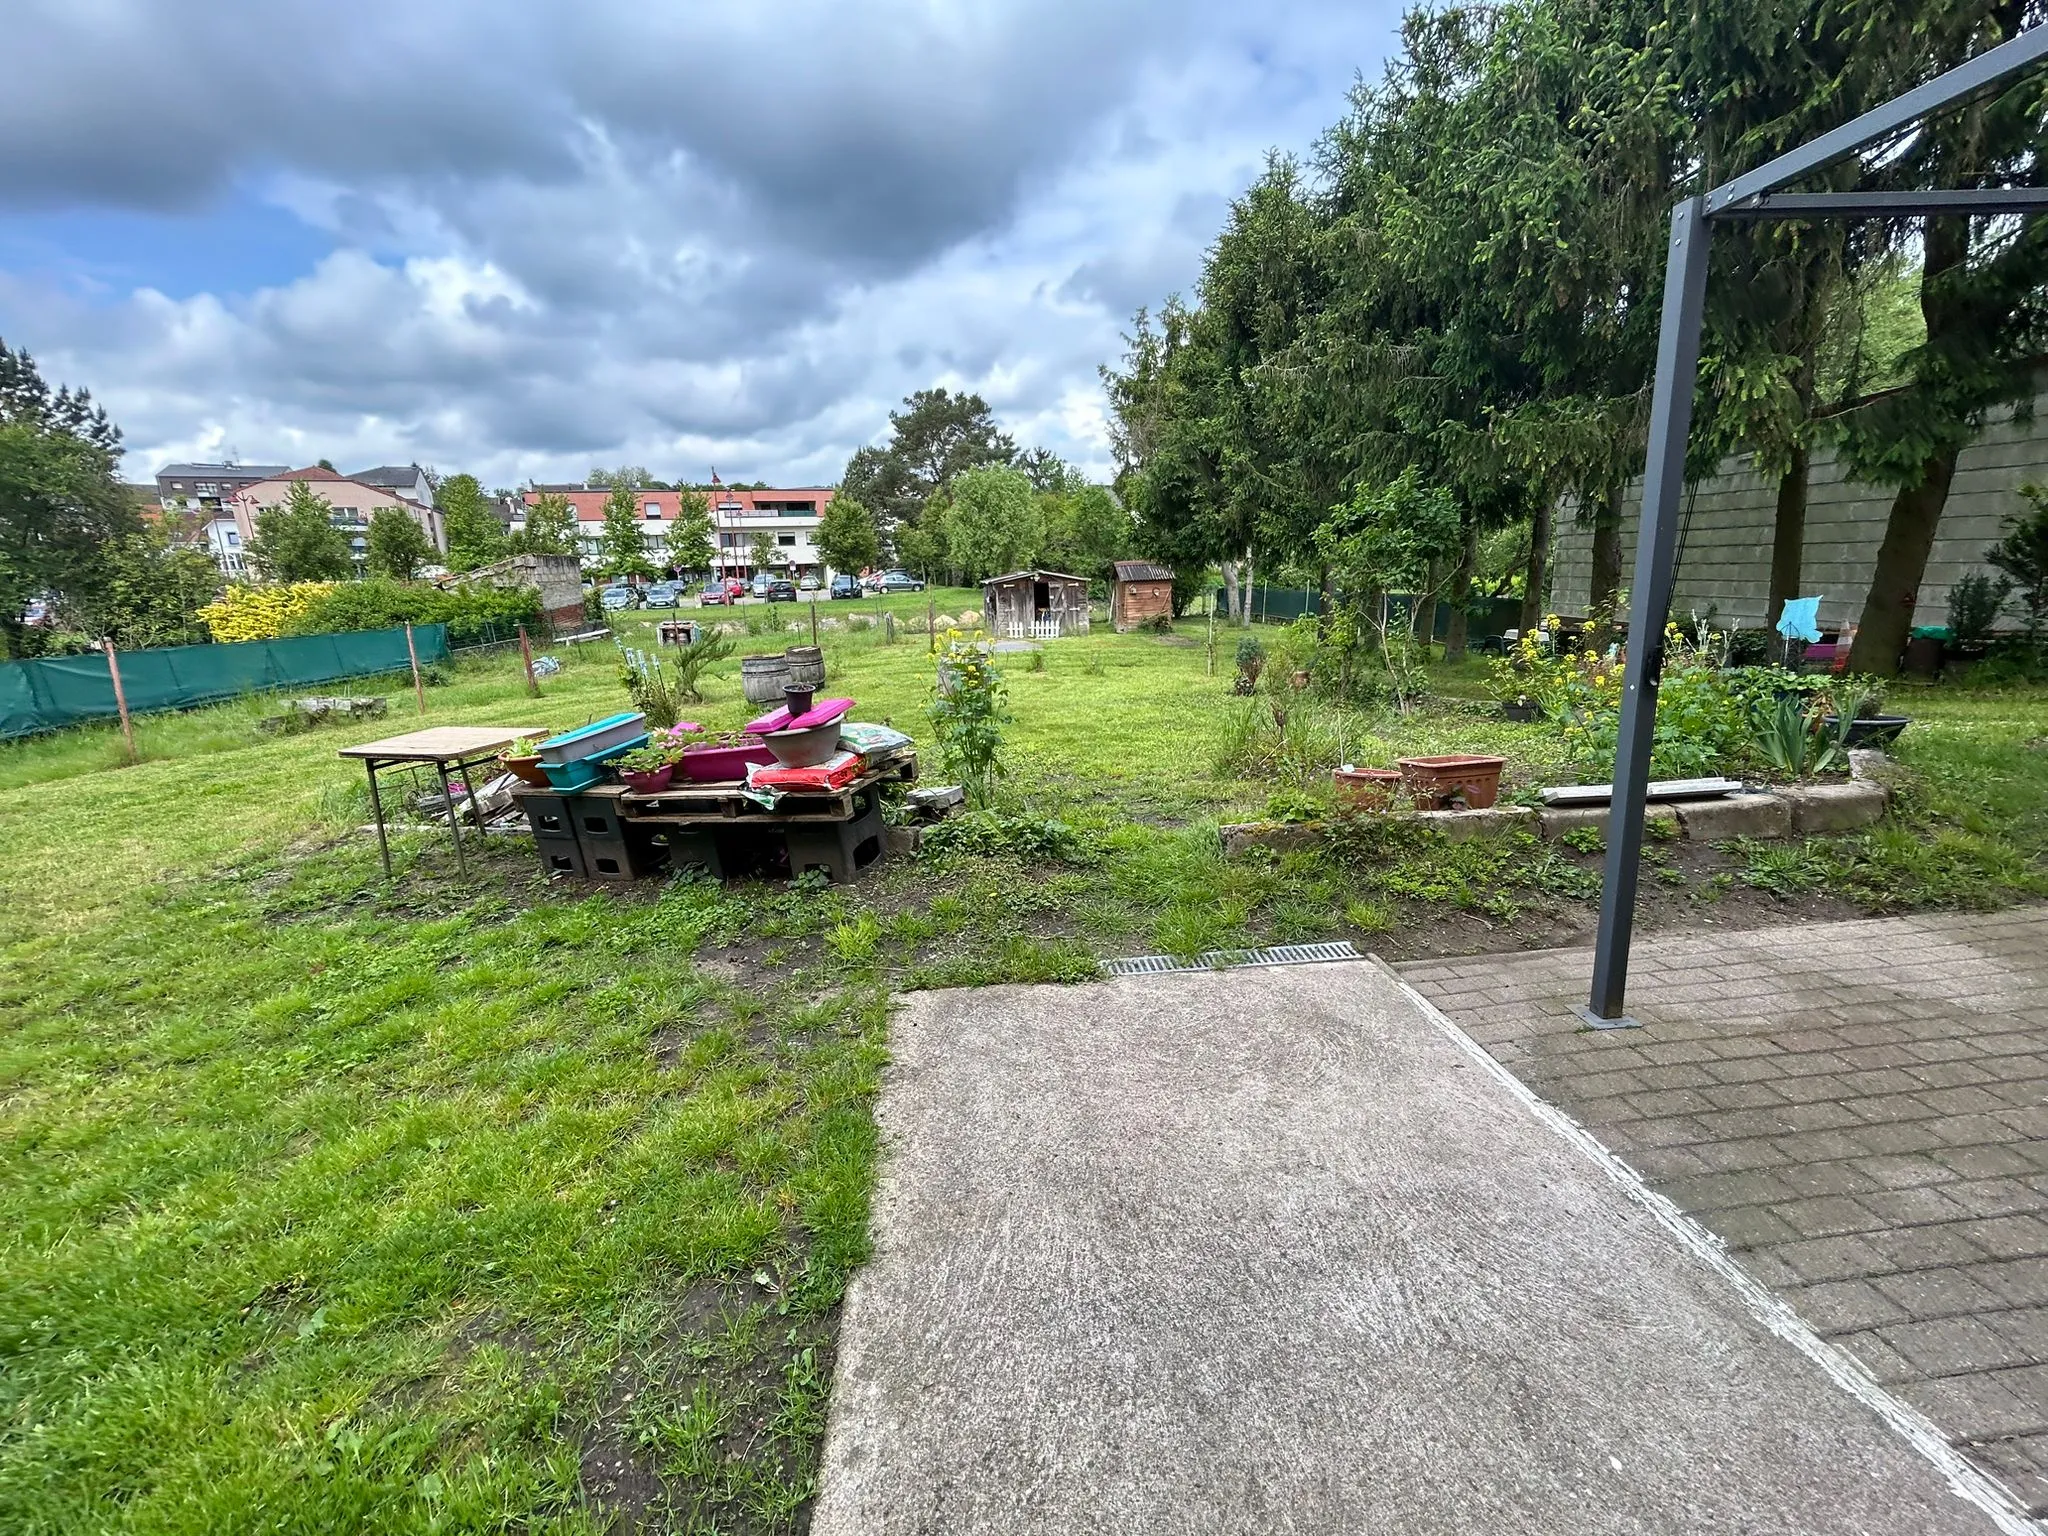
xmin=614 ymin=737 xmax=687 ymax=774
xmin=619 ymin=644 xmax=687 ymax=728
xmin=1233 ymin=635 xmax=1265 ymax=693
xmin=920 ymin=809 xmax=1096 ymax=864
xmin=666 ymin=633 xmax=735 ymax=702
xmin=1989 ymin=493 xmax=2048 ymax=643
xmin=929 ymin=638 xmax=1011 ymax=807
xmin=1749 ymin=692 xmax=1842 ymax=780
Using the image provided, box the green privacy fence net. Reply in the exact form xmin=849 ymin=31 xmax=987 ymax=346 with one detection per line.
xmin=0 ymin=624 xmax=451 ymax=741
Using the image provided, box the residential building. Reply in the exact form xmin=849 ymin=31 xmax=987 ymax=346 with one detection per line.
xmin=155 ymin=462 xmax=290 ymax=514
xmin=518 ymin=483 xmax=835 ymax=579
xmin=349 ymin=464 xmax=436 ymax=508
xmin=230 ymin=466 xmax=447 ymax=567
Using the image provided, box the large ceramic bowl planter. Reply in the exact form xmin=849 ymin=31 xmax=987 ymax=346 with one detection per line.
xmin=500 ymin=751 xmax=551 ymax=788
xmin=1823 ymin=713 xmax=1911 ymax=749
xmin=1398 ymin=754 xmax=1509 ymax=810
xmin=1333 ymin=766 xmax=1403 ymax=810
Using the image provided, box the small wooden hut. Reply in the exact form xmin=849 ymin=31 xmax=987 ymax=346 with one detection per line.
xmin=981 ymin=570 xmax=1091 ymax=639
xmin=1110 ymin=560 xmax=1175 ymax=631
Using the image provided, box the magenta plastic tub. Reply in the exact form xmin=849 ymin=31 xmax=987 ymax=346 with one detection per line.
xmin=677 ymin=738 xmax=776 ymax=782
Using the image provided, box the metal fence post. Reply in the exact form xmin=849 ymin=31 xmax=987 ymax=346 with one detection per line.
xmin=1584 ymin=196 xmax=1712 ymax=1027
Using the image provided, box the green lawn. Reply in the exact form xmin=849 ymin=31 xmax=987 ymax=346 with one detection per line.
xmin=3 ymin=619 xmax=2045 ymax=1532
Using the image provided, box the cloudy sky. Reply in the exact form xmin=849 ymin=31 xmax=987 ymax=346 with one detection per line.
xmin=0 ymin=0 xmax=1401 ymax=490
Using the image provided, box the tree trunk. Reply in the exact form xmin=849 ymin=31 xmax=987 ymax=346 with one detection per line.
xmin=1445 ymin=518 xmax=1478 ymax=661
xmin=1766 ymin=443 xmax=1810 ymax=634
xmin=1222 ymin=559 xmax=1241 ymax=625
xmin=1519 ymin=500 xmax=1552 ymax=634
xmin=1588 ymin=484 xmax=1623 ymax=618
xmin=1317 ymin=562 xmax=1334 ymax=631
xmin=1414 ymin=558 xmax=1442 ymax=653
xmin=1847 ymin=447 xmax=1959 ymax=676
xmin=1240 ymin=560 xmax=1254 ymax=627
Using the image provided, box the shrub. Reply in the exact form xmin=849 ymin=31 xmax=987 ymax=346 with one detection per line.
xmin=197 ymin=582 xmax=335 ymax=642
xmin=280 ymin=578 xmax=543 ymax=647
xmin=1948 ymin=571 xmax=2013 ymax=648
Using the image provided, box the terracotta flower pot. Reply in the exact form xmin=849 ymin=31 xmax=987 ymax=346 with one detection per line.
xmin=621 ymin=764 xmax=676 ymax=793
xmin=1398 ymin=754 xmax=1508 ymax=811
xmin=501 ymin=752 xmax=551 ymax=788
xmin=1332 ymin=766 xmax=1403 ymax=810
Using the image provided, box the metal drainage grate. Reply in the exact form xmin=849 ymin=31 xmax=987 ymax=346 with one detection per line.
xmin=1101 ymin=940 xmax=1363 ymax=977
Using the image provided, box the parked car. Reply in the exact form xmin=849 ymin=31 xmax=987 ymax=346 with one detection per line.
xmin=599 ymin=585 xmax=639 ymax=612
xmin=750 ymin=572 xmax=773 ymax=597
xmin=797 ymin=573 xmax=822 ymax=593
xmin=764 ymin=577 xmax=798 ymax=603
xmin=877 ymin=569 xmax=926 ymax=593
xmin=725 ymin=577 xmax=747 ymax=599
xmin=829 ymin=573 xmax=861 ymax=600
xmin=700 ymin=581 xmax=733 ymax=606
xmin=643 ymin=581 xmax=685 ymax=608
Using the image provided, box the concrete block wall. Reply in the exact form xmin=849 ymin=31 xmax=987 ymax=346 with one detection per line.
xmin=1552 ymin=398 xmax=2042 ymax=630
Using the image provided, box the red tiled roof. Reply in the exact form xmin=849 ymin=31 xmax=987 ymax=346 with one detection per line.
xmin=278 ymin=466 xmax=346 ymax=481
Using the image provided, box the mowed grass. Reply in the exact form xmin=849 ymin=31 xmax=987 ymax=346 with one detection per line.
xmin=2 ymin=614 xmax=2046 ymax=1532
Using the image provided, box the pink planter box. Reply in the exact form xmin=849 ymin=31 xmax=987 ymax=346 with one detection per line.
xmin=678 ymin=739 xmax=776 ymax=782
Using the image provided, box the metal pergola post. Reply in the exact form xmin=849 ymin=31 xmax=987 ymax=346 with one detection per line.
xmin=1582 ymin=26 xmax=2048 ymax=1024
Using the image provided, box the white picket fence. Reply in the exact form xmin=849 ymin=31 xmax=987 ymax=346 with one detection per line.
xmin=1003 ymin=615 xmax=1089 ymax=640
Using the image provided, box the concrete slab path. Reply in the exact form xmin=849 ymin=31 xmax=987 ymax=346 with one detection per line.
xmin=813 ymin=960 xmax=2013 ymax=1534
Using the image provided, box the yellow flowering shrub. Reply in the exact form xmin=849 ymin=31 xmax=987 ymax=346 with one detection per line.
xmin=196 ymin=583 xmax=335 ymax=642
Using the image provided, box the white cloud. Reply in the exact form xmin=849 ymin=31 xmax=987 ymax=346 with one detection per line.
xmin=0 ymin=0 xmax=1404 ymax=487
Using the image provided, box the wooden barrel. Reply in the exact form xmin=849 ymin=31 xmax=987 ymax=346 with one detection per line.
xmin=741 ymin=653 xmax=791 ymax=703
xmin=783 ymin=645 xmax=826 ymax=690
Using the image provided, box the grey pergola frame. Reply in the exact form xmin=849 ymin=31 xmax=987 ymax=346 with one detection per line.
xmin=1585 ymin=27 xmax=2048 ymax=1026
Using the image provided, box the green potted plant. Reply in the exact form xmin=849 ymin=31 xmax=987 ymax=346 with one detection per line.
xmin=1820 ymin=674 xmax=1909 ymax=750
xmin=614 ymin=736 xmax=688 ymax=793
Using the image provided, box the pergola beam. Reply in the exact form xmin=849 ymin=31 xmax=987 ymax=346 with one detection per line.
xmin=1716 ymin=187 xmax=2048 ymax=219
xmin=1703 ymin=27 xmax=2048 ymax=214
xmin=1584 ymin=28 xmax=2048 ymax=1024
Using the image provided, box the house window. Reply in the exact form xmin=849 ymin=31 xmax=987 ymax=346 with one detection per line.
xmin=777 ymin=534 xmax=796 ymax=547
xmin=644 ymin=502 xmax=662 ymax=519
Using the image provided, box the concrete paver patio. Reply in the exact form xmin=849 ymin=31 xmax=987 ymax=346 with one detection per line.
xmin=814 ymin=959 xmax=2015 ymax=1534
xmin=1400 ymin=906 xmax=2048 ymax=1518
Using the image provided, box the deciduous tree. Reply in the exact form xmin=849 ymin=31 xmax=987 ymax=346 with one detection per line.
xmin=598 ymin=485 xmax=655 ymax=580
xmin=366 ymin=507 xmax=432 ymax=579
xmin=438 ymin=474 xmax=506 ymax=572
xmin=945 ymin=466 xmax=1043 ymax=581
xmin=815 ymin=496 xmax=881 ymax=577
xmin=247 ymin=481 xmax=353 ymax=583
xmin=516 ymin=491 xmax=578 ymax=557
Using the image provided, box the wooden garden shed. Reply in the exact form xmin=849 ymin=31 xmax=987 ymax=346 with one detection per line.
xmin=981 ymin=570 xmax=1092 ymax=638
xmin=1110 ymin=560 xmax=1175 ymax=631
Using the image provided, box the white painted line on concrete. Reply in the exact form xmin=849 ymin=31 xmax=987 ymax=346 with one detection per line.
xmin=1372 ymin=957 xmax=2042 ymax=1536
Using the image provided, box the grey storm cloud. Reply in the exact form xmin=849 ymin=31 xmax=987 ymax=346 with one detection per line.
xmin=0 ymin=0 xmax=1400 ymax=485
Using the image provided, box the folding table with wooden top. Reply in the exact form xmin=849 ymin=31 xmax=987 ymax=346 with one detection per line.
xmin=339 ymin=725 xmax=547 ymax=875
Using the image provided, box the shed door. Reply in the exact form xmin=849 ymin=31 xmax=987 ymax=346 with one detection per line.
xmin=1033 ymin=579 xmax=1050 ymax=616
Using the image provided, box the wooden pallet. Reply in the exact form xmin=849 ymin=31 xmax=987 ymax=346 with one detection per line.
xmin=609 ymin=751 xmax=918 ymax=826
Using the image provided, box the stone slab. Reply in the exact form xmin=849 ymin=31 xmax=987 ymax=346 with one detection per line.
xmin=1538 ymin=802 xmax=1681 ymax=841
xmin=814 ymin=962 xmax=2005 ymax=1535
xmin=1412 ymin=804 xmax=1535 ymax=840
xmin=1780 ymin=781 xmax=1889 ymax=834
xmin=1676 ymin=790 xmax=1794 ymax=841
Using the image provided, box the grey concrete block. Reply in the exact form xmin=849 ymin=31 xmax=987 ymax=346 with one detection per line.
xmin=1537 ymin=802 xmax=1680 ymax=841
xmin=1218 ymin=821 xmax=1325 ymax=857
xmin=1412 ymin=805 xmax=1535 ymax=842
xmin=1780 ymin=781 xmax=1888 ymax=834
xmin=1676 ymin=792 xmax=1794 ymax=841
xmin=884 ymin=826 xmax=923 ymax=858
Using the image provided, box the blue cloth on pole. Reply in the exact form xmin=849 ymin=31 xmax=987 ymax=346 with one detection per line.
xmin=1776 ymin=596 xmax=1822 ymax=643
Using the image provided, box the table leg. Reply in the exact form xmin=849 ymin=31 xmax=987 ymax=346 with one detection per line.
xmin=366 ymin=760 xmax=391 ymax=876
xmin=435 ymin=759 xmax=467 ymax=873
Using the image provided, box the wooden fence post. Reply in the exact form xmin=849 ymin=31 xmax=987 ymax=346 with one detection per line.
xmin=927 ymin=598 xmax=936 ymax=654
xmin=518 ymin=624 xmax=539 ymax=697
xmin=102 ymin=639 xmax=138 ymax=765
xmin=404 ymin=623 xmax=426 ymax=714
